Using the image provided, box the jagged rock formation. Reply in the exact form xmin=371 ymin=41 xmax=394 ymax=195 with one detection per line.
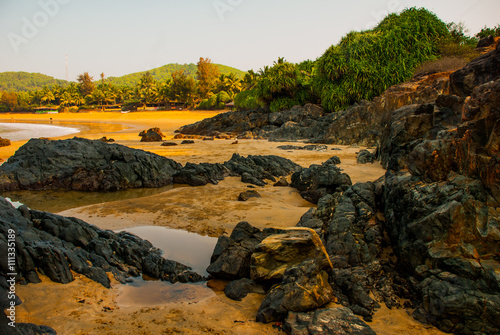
xmin=290 ymin=164 xmax=352 ymax=204
xmin=0 ymin=198 xmax=204 ymax=288
xmin=207 ymin=223 xmax=336 ymax=324
xmin=176 ymin=72 xmax=451 ymax=146
xmin=0 ymin=139 xmax=302 ymax=190
xmin=0 ymin=137 xmax=181 ymax=191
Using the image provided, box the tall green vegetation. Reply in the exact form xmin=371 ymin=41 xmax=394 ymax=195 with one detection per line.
xmin=314 ymin=7 xmax=450 ymax=111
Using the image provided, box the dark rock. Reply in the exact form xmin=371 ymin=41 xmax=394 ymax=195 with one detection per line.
xmin=477 ymin=35 xmax=495 ymax=49
xmin=207 ymin=222 xmax=266 ymax=280
xmin=241 ymin=172 xmax=266 ymax=187
xmin=173 ymin=162 xmax=229 ymax=186
xmin=290 ymin=164 xmax=352 ymax=204
xmin=356 ymin=150 xmax=375 ymax=164
xmin=0 ymin=137 xmax=181 ymax=191
xmin=0 ymin=197 xmax=204 ymax=290
xmin=273 ymin=177 xmax=289 ymax=187
xmin=284 ymin=307 xmax=376 ymax=335
xmin=450 ymin=41 xmax=500 ymax=97
xmin=323 ymin=156 xmax=341 ymax=165
xmin=224 ymin=153 xmax=302 ymax=186
xmin=224 ymin=278 xmax=265 ymax=301
xmin=181 ymin=140 xmax=195 ymax=144
xmin=139 ymin=127 xmax=164 ymax=142
xmin=256 ymin=260 xmax=333 ymax=323
xmin=0 ymin=137 xmax=11 ymax=147
xmin=238 ymin=190 xmax=262 ymax=201
xmin=161 ymin=142 xmax=178 ymax=146
xmin=203 ymin=136 xmax=215 ymax=141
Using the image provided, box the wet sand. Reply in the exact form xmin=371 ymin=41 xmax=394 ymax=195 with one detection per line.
xmin=1 ymin=111 xmax=444 ymax=334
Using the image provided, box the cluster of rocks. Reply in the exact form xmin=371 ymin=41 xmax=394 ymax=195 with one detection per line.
xmin=207 ymin=221 xmax=376 ymax=333
xmin=202 ymin=43 xmax=500 ymax=334
xmin=175 ymin=72 xmax=452 ymax=146
xmin=0 ymin=196 xmax=204 ymax=333
xmin=0 ymin=139 xmax=302 ymax=191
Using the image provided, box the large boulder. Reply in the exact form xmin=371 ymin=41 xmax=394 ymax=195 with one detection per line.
xmin=290 ymin=164 xmax=352 ymax=204
xmin=256 ymin=260 xmax=333 ymax=323
xmin=250 ymin=228 xmax=332 ymax=283
xmin=139 ymin=127 xmax=164 ymax=142
xmin=207 ymin=222 xmax=266 ymax=280
xmin=284 ymin=307 xmax=376 ymax=335
xmin=0 ymin=137 xmax=181 ymax=191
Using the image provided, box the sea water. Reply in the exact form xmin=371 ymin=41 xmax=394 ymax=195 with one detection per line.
xmin=0 ymin=122 xmax=80 ymax=141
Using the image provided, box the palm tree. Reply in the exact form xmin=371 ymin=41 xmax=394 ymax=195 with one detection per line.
xmin=40 ymin=86 xmax=55 ymax=105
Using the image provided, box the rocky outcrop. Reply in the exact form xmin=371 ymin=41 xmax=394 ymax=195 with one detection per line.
xmin=384 ymin=171 xmax=500 ymax=334
xmin=284 ymin=307 xmax=376 ymax=335
xmin=0 ymin=138 xmax=302 ymax=191
xmin=173 ymin=162 xmax=229 ymax=186
xmin=139 ymin=127 xmax=164 ymax=142
xmin=208 ymin=223 xmax=334 ymax=323
xmin=0 ymin=197 xmax=204 ymax=288
xmin=450 ymin=41 xmax=500 ymax=97
xmin=224 ymin=153 xmax=302 ymax=186
xmin=0 ymin=137 xmax=181 ymax=191
xmin=290 ymin=164 xmax=352 ymax=204
xmin=176 ymin=72 xmax=450 ymax=146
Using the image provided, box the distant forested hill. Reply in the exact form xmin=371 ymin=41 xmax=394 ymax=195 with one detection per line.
xmin=0 ymin=72 xmax=69 ymax=92
xmin=0 ymin=64 xmax=246 ymax=92
xmin=107 ymin=63 xmax=246 ymax=87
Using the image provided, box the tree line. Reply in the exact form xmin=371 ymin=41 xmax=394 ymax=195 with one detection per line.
xmin=0 ymin=57 xmax=246 ymax=112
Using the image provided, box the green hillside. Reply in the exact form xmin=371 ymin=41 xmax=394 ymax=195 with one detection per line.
xmin=107 ymin=63 xmax=246 ymax=87
xmin=0 ymin=63 xmax=245 ymax=92
xmin=0 ymin=72 xmax=69 ymax=92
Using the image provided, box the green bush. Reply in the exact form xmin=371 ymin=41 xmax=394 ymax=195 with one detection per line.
xmin=315 ymin=7 xmax=450 ymax=111
xmin=197 ymin=91 xmax=232 ymax=110
xmin=269 ymin=97 xmax=299 ymax=113
xmin=234 ymin=89 xmax=263 ymax=111
xmin=476 ymin=25 xmax=500 ymax=39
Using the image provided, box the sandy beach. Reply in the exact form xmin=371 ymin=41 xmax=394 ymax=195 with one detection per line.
xmin=0 ymin=111 xmax=445 ymax=334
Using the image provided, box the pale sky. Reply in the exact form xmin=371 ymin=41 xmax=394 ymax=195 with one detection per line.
xmin=0 ymin=0 xmax=498 ymax=80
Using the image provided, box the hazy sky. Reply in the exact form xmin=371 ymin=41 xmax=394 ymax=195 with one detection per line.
xmin=0 ymin=0 xmax=498 ymax=80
